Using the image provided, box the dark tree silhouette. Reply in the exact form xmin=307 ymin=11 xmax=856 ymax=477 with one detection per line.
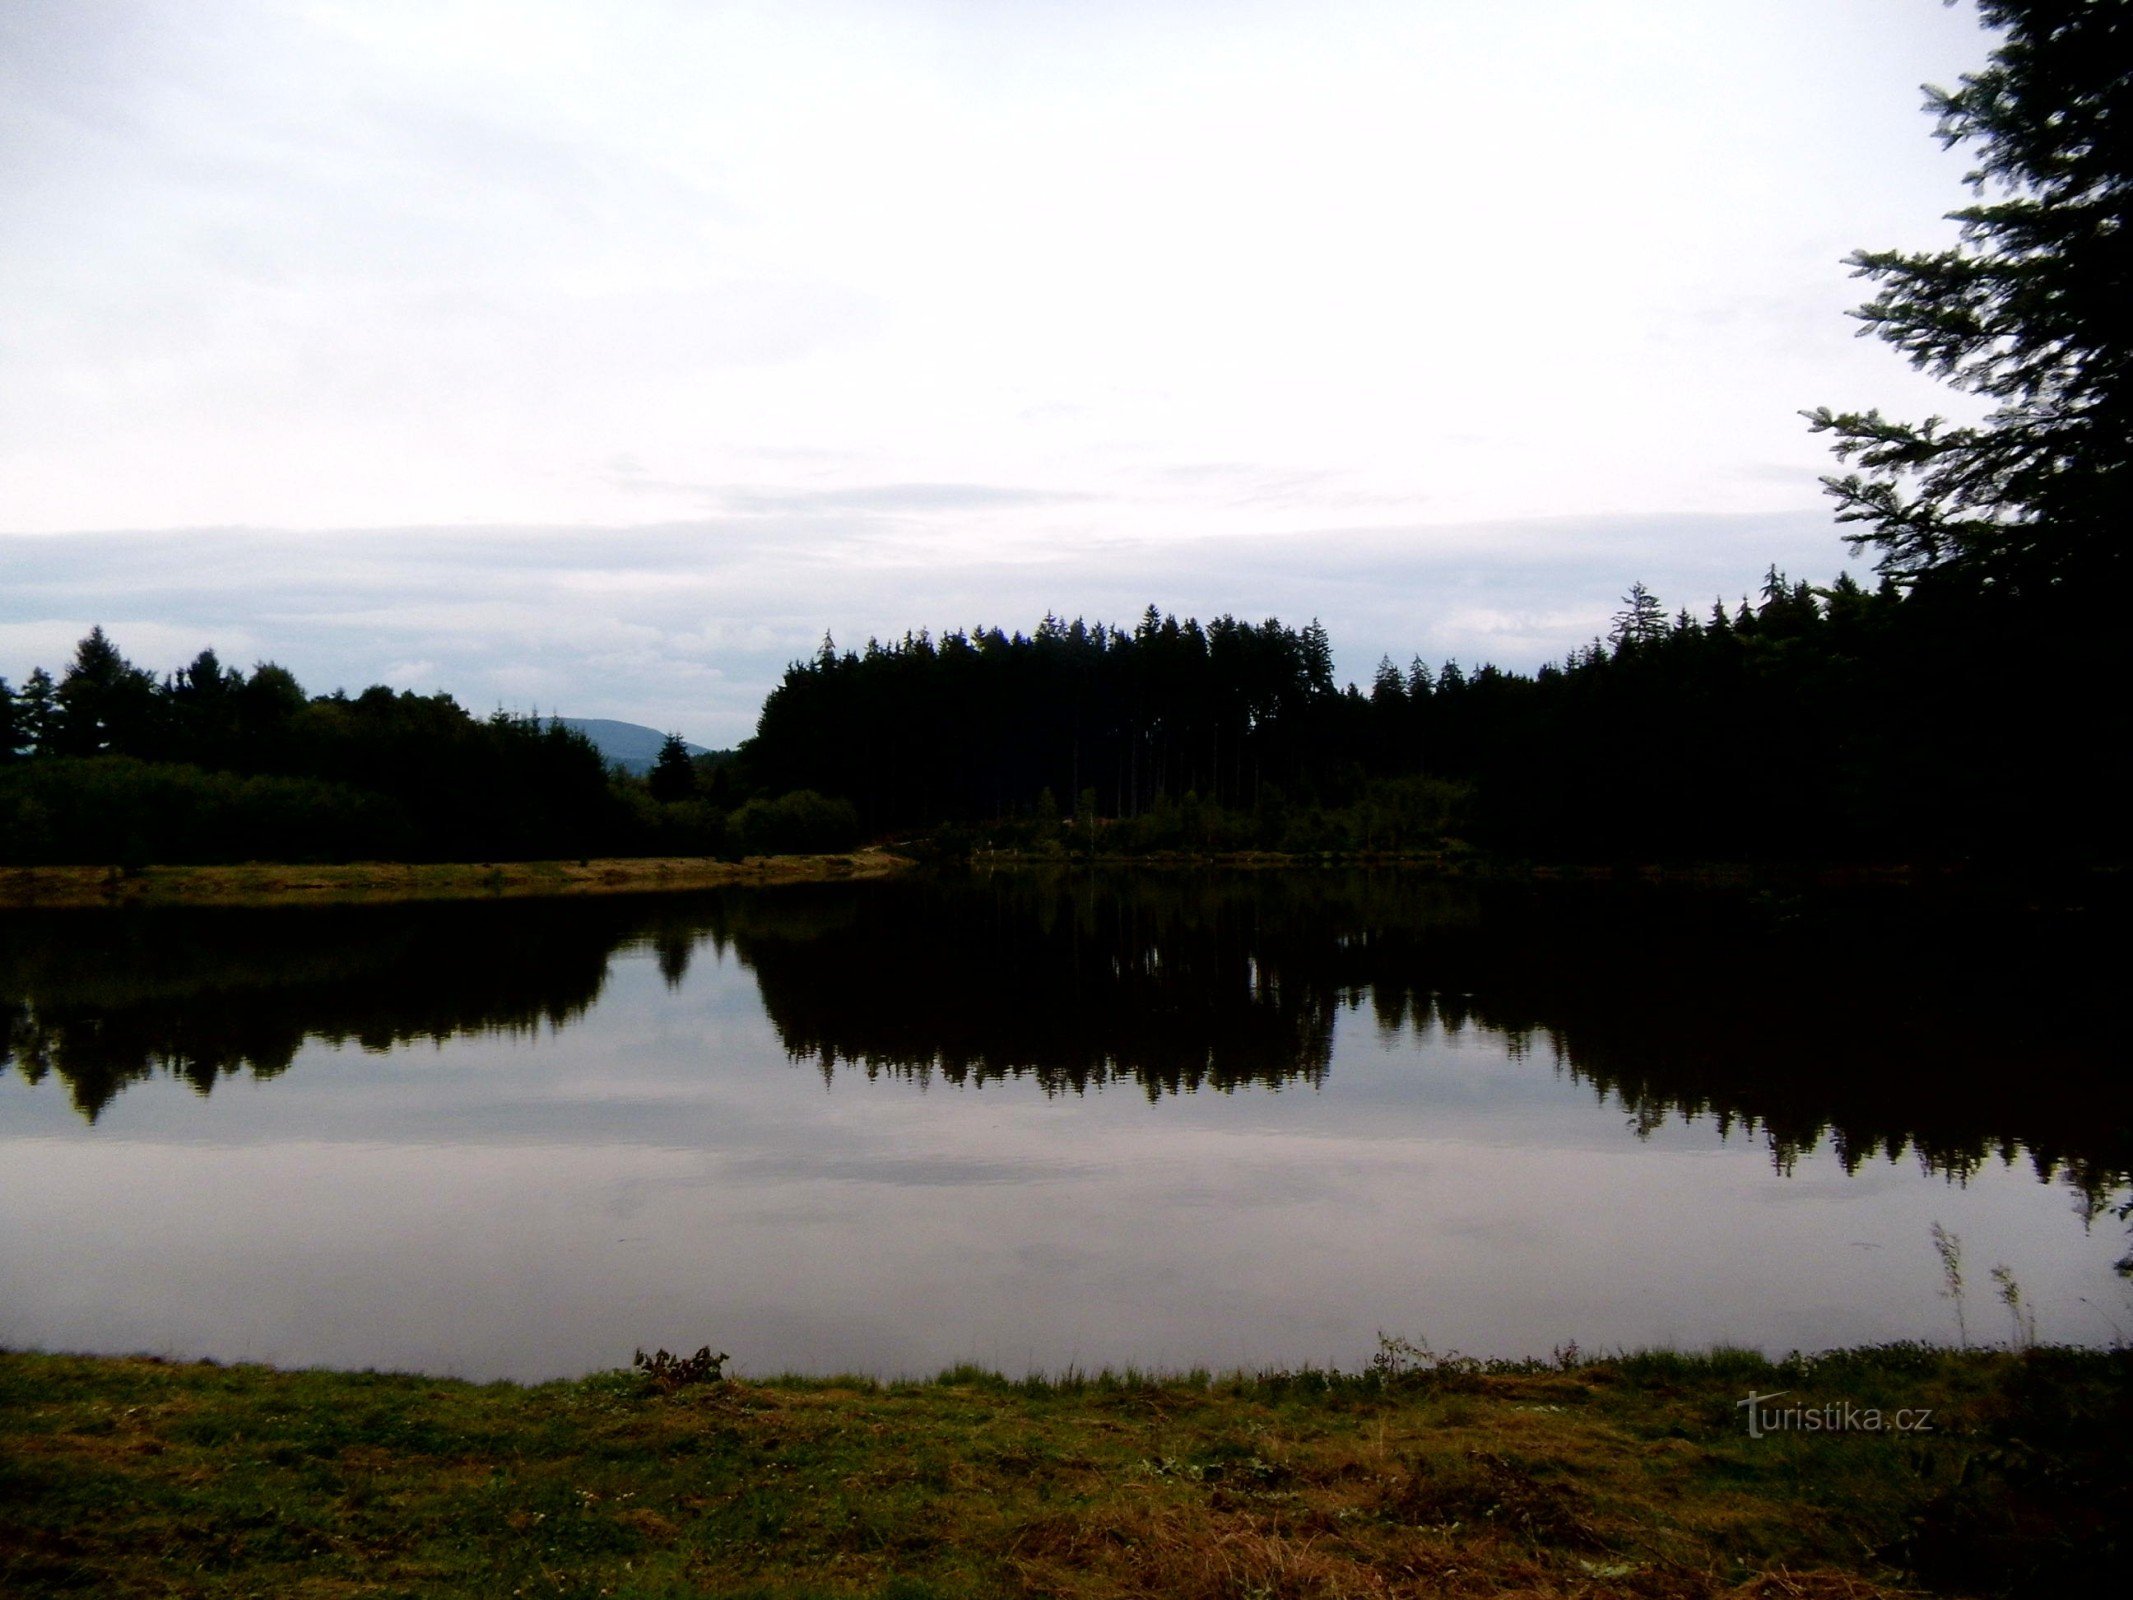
xmin=1608 ymin=582 xmax=1666 ymax=651
xmin=0 ymin=631 xmax=655 ymax=865
xmin=648 ymin=733 xmax=698 ymax=803
xmin=49 ymin=626 xmax=158 ymax=757
xmin=0 ymin=678 xmax=22 ymax=763
xmin=1805 ymin=0 xmax=2131 ymax=597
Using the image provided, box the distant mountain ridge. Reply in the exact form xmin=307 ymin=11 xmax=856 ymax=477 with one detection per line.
xmin=548 ymin=718 xmax=711 ymax=776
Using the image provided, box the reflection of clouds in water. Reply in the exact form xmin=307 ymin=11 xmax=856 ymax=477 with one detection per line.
xmin=1415 ymin=1214 xmax=1545 ymax=1250
xmin=6 ymin=874 xmax=2125 ymax=1206
xmin=721 ymin=1151 xmax=1098 ymax=1188
xmin=1014 ymin=1240 xmax=1096 ymax=1276
xmin=602 ymin=1174 xmax=660 ymax=1224
xmin=1140 ymin=1161 xmax=1352 ymax=1212
xmin=1 ymin=873 xmax=2126 ymax=1377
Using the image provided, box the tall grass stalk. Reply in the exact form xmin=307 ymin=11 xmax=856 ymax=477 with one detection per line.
xmin=1931 ymin=1222 xmax=1967 ymax=1348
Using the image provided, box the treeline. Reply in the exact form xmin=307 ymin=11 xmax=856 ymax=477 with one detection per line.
xmin=5 ymin=561 xmax=2114 ymax=869
xmin=739 ymin=611 xmax=1411 ymax=850
xmin=732 ymin=571 xmax=2118 ymax=863
xmin=0 ymin=631 xmax=857 ymax=866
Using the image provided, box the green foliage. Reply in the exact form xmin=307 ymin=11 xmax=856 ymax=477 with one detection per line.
xmin=730 ymin=789 xmax=861 ymax=856
xmin=0 ymin=628 xmax=888 ymax=866
xmin=0 ymin=631 xmax=730 ymax=866
xmin=615 ymin=787 xmax=734 ymax=857
xmin=631 ymin=1345 xmax=728 ymax=1393
xmin=0 ymin=757 xmax=411 ymax=866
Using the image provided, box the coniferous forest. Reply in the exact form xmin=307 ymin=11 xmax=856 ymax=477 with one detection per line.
xmin=1 ymin=0 xmax=2122 ymax=872
xmin=732 ymin=570 xmax=2116 ymax=864
xmin=0 ymin=637 xmax=612 ymax=865
xmin=0 ymin=634 xmax=857 ymax=867
xmin=2 ymin=564 xmax=2116 ymax=869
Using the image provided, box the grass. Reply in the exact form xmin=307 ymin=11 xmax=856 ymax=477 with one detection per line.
xmin=4 ymin=1343 xmax=2126 ymax=1598
xmin=0 ymin=849 xmax=912 ymax=909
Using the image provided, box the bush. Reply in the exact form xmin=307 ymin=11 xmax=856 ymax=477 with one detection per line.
xmin=729 ymin=790 xmax=861 ymax=856
xmin=617 ymin=789 xmax=734 ymax=858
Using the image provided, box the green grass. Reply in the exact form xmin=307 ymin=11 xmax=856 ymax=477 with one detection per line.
xmin=4 ymin=1343 xmax=2126 ymax=1598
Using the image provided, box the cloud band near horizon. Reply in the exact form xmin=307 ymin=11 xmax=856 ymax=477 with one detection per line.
xmin=3 ymin=508 xmax=1862 ymax=747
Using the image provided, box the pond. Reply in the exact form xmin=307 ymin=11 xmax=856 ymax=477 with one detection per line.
xmin=2 ymin=870 xmax=2125 ymax=1381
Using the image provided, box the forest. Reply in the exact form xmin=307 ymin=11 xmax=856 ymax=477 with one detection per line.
xmin=0 ymin=563 xmax=2112 ymax=869
xmin=0 ymin=635 xmax=855 ymax=867
xmin=731 ymin=570 xmax=2113 ymax=863
xmin=2 ymin=0 xmax=2121 ymax=872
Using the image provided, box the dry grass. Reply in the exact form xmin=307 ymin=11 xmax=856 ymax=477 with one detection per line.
xmin=0 ymin=847 xmax=912 ymax=908
xmin=7 ymin=1345 xmax=2124 ymax=1598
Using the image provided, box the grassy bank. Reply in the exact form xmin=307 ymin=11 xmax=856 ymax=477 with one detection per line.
xmin=0 ymin=848 xmax=913 ymax=909
xmin=4 ymin=1345 xmax=2126 ymax=1599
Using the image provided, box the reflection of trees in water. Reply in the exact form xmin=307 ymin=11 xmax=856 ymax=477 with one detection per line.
xmin=1292 ymin=876 xmax=2124 ymax=1189
xmin=0 ymin=900 xmax=682 ymax=1120
xmin=729 ymin=876 xmax=1335 ymax=1099
xmin=732 ymin=871 xmax=2127 ymax=1222
xmin=5 ymin=874 xmax=2124 ymax=1234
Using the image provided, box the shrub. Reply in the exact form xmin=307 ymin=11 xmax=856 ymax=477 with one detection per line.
xmin=729 ymin=789 xmax=861 ymax=856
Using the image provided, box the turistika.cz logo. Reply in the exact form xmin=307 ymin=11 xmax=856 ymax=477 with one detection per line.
xmin=1737 ymin=1390 xmax=1935 ymax=1439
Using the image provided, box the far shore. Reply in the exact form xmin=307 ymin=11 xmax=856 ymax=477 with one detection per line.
xmin=2 ymin=843 xmax=2098 ymax=910
xmin=0 ymin=847 xmax=915 ymax=909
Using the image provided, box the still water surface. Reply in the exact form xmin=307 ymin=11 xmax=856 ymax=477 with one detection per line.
xmin=2 ymin=871 xmax=2124 ymax=1380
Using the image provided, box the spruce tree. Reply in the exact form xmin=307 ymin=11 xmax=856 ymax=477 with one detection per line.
xmin=1805 ymin=0 xmax=2131 ymax=596
xmin=1608 ymin=582 xmax=1667 ymax=652
xmin=648 ymin=734 xmax=698 ymax=803
xmin=0 ymin=679 xmax=20 ymax=762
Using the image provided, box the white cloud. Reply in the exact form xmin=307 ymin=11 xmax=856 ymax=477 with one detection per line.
xmin=0 ymin=509 xmax=1862 ymax=745
xmin=1 ymin=1 xmax=1995 ymax=730
xmin=3 ymin=0 xmax=1990 ymax=526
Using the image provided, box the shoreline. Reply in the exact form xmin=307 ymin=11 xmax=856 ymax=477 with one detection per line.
xmin=0 ymin=847 xmax=915 ymax=909
xmin=0 ymin=844 xmax=2110 ymax=911
xmin=5 ymin=1343 xmax=2122 ymax=1598
xmin=958 ymin=846 xmax=2117 ymax=896
xmin=969 ymin=845 xmax=1928 ymax=882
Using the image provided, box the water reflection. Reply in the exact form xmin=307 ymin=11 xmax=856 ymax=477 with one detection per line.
xmin=3 ymin=872 xmax=2124 ymax=1207
xmin=739 ymin=873 xmax=2126 ymax=1199
xmin=4 ymin=871 xmax=2127 ymax=1377
xmin=735 ymin=880 xmax=1334 ymax=1096
xmin=0 ymin=901 xmax=629 ymax=1120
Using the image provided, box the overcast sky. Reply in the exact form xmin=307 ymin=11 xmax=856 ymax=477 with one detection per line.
xmin=3 ymin=0 xmax=1993 ymax=744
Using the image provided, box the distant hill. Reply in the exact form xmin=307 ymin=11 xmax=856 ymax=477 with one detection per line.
xmin=548 ymin=719 xmax=712 ymax=776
